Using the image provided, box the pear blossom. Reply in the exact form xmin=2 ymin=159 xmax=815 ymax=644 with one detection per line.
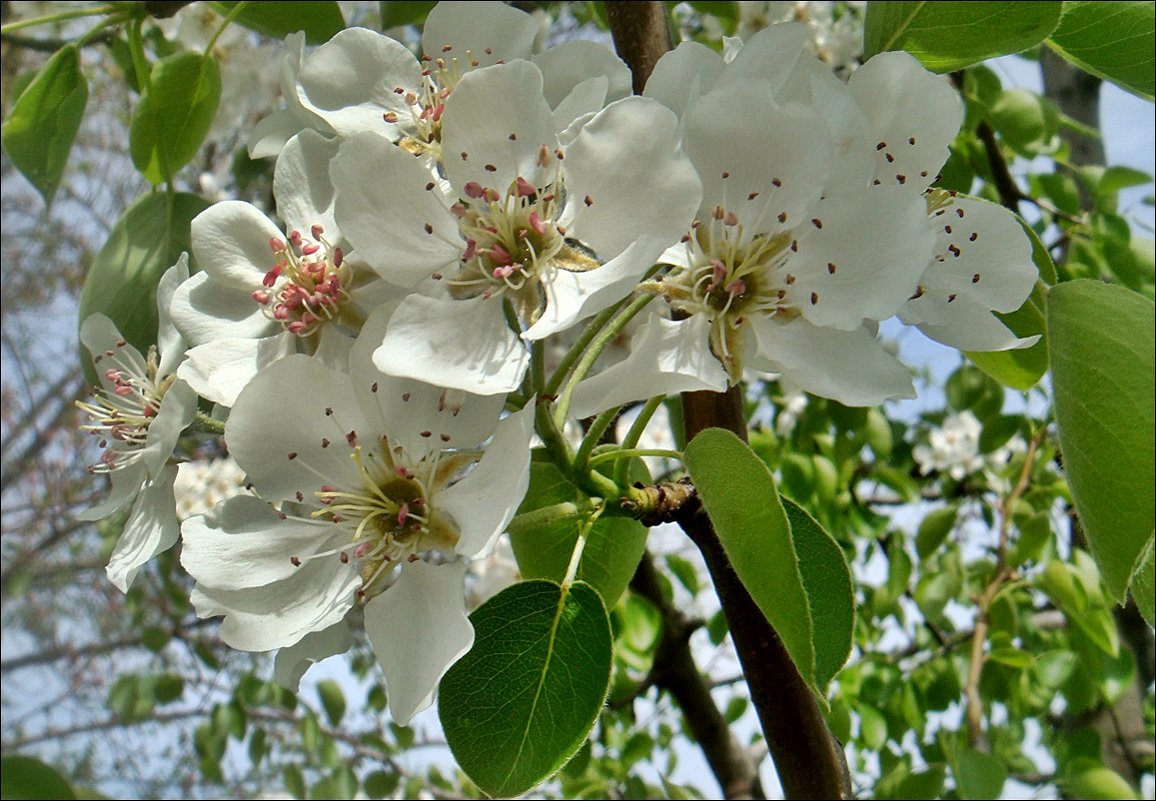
xmin=332 ymin=58 xmax=701 ymax=395
xmin=180 ymin=310 xmax=535 ymax=723
xmin=76 ymin=257 xmax=198 ymax=592
xmin=173 ymin=455 xmax=251 ymax=520
xmin=249 ymin=1 xmax=631 ymax=161
xmin=913 ymin=411 xmax=985 ymax=480
xmin=171 ymin=130 xmax=393 ymax=407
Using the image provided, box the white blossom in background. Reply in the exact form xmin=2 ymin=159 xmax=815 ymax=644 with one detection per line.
xmin=465 ymin=536 xmax=521 ymax=610
xmin=332 ymin=58 xmax=700 ymax=395
xmin=76 ymin=257 xmax=198 ymax=592
xmin=249 ymin=1 xmax=630 ymax=161
xmin=173 ymin=456 xmax=251 ymax=521
xmin=774 ymin=389 xmax=809 ymax=437
xmin=180 ymin=309 xmax=535 ymax=724
xmin=912 ymin=411 xmax=985 ymax=480
xmin=171 ymin=130 xmax=394 ymax=407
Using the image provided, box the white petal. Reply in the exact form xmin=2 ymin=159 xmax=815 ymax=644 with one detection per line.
xmin=191 ymin=201 xmax=285 ymax=289
xmin=181 ymin=495 xmax=344 ymax=590
xmin=156 ymin=254 xmax=190 ymax=376
xmin=364 ymin=560 xmax=474 ymax=725
xmin=141 ymin=379 xmax=197 ymax=476
xmin=550 ymin=75 xmax=608 ymax=133
xmin=441 ymin=61 xmax=556 ymax=194
xmin=439 ymin=403 xmax=535 ymax=558
xmin=331 ymin=133 xmax=460 ymax=286
xmin=79 ymin=314 xmax=136 ymax=373
xmin=248 ymin=108 xmax=311 ymax=160
xmin=274 ymin=130 xmax=342 ymax=237
xmin=569 ymin=314 xmax=729 ymax=418
xmin=422 ymin=1 xmax=537 ymax=66
xmin=718 ymin=21 xmax=809 ymax=98
xmin=914 ymin=302 xmax=1040 ymax=352
xmin=295 ymin=27 xmax=419 ymax=139
xmin=644 ymin=41 xmax=723 ymax=117
xmin=227 ymin=354 xmax=365 ymax=502
xmin=191 ymin=558 xmax=360 ymax=652
xmin=177 ymin=334 xmax=297 ymax=408
xmin=906 ymin=196 xmax=1039 ymax=326
xmin=273 ymin=620 xmax=355 ymax=691
xmin=682 ymin=86 xmax=828 ymax=241
xmin=752 ymin=317 xmax=915 ymax=406
xmin=784 ymin=186 xmax=934 ymax=330
xmin=849 ymin=51 xmax=963 ymax=192
xmin=79 ymin=462 xmax=147 ymax=520
xmin=372 ymin=295 xmax=529 ymax=396
xmin=169 ymin=271 xmax=274 ymax=348
xmin=106 ymin=465 xmax=180 ymax=592
xmin=533 ymin=39 xmax=631 ymax=108
xmin=563 ymin=96 xmax=701 ymax=258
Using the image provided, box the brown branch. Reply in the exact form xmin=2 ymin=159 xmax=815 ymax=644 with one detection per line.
xmin=604 ymin=1 xmax=672 ymax=95
xmin=630 ymin=552 xmax=765 ymax=800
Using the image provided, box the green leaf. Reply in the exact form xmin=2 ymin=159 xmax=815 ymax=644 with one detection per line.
xmin=1047 ymin=1 xmax=1155 ymax=101
xmin=894 ymin=765 xmax=947 ymax=800
xmin=0 ymin=755 xmax=77 ymax=800
xmin=316 ymin=679 xmax=346 ymax=726
xmin=130 ymin=52 xmax=221 ymax=185
xmin=379 ymin=1 xmax=437 ymax=28
xmin=78 ymin=192 xmax=210 ymax=383
xmin=863 ymin=1 xmax=1063 ymax=72
xmin=684 ymin=428 xmax=815 ymax=689
xmin=1129 ymin=533 xmax=1154 ymax=626
xmin=781 ymin=498 xmax=854 ymax=690
xmin=916 ymin=505 xmax=958 ymax=560
xmin=210 ymin=2 xmax=346 ymax=44
xmin=0 ymin=45 xmax=88 ymax=205
xmin=439 ymin=580 xmax=612 ymax=797
xmin=509 ymin=458 xmax=647 ymax=607
xmin=1047 ymin=280 xmax=1155 ymax=601
xmin=1061 ymin=764 xmax=1140 ymax=800
xmin=956 ymin=749 xmax=1007 ymax=799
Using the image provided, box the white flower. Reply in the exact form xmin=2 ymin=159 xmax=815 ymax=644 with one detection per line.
xmin=331 ymin=59 xmax=701 ymax=395
xmin=774 ymin=389 xmax=808 ymax=437
xmin=171 ymin=130 xmax=393 ymax=407
xmin=180 ymin=310 xmax=535 ymax=724
xmin=249 ymin=1 xmax=631 ymax=160
xmin=77 ymin=256 xmax=198 ymax=591
xmin=913 ymin=411 xmax=985 ymax=480
xmin=173 ymin=456 xmax=251 ymax=520
xmin=465 ymin=536 xmax=520 ymax=610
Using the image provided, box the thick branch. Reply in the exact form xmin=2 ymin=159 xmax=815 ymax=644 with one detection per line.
xmin=630 ymin=552 xmax=765 ymax=800
xmin=604 ymin=1 xmax=671 ymax=95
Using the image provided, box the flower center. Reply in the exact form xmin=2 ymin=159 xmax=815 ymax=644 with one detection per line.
xmin=77 ymin=340 xmax=174 ymax=474
xmin=645 ymin=206 xmax=799 ymax=378
xmin=252 ymin=225 xmax=352 ymax=338
xmin=390 ymin=48 xmax=485 ymax=159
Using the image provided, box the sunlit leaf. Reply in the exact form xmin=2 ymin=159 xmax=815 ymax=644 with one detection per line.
xmin=1047 ymin=1 xmax=1155 ymax=101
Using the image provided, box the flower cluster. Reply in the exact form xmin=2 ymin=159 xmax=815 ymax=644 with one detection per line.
xmin=77 ymin=1 xmax=1038 ymax=724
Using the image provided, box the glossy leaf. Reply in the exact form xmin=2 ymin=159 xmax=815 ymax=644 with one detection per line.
xmin=0 ymin=45 xmax=88 ymax=205
xmin=439 ymin=580 xmax=611 ymax=797
xmin=864 ymin=2 xmax=1063 ymax=72
xmin=77 ymin=192 xmax=209 ymax=381
xmin=684 ymin=428 xmax=815 ymax=688
xmin=782 ymin=498 xmax=855 ymax=690
xmin=211 ymin=1 xmax=346 ymax=44
xmin=1047 ymin=1 xmax=1155 ymax=101
xmin=130 ymin=52 xmax=221 ymax=185
xmin=1047 ymin=280 xmax=1155 ymax=601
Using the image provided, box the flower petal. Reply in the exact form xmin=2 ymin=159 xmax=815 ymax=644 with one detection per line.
xmin=533 ymin=39 xmax=631 ymax=108
xmin=331 ymin=133 xmax=461 ymax=285
xmin=438 ymin=403 xmax=535 ymax=558
xmin=169 ymin=271 xmax=274 ymax=349
xmin=156 ymin=254 xmax=190 ymax=376
xmin=274 ymin=130 xmax=342 ymax=237
xmin=177 ymin=334 xmax=298 ymax=408
xmin=192 ymin=201 xmax=287 ymax=289
xmin=569 ymin=313 xmax=729 ymax=418
xmin=645 ymin=41 xmax=723 ymax=118
xmin=751 ymin=316 xmax=915 ymax=406
xmin=141 ymin=378 xmax=197 ymax=476
xmin=372 ymin=295 xmax=529 ymax=396
xmin=273 ymin=619 xmax=355 ymax=691
xmin=364 ymin=560 xmax=474 ymax=725
xmin=106 ymin=465 xmax=180 ymax=592
xmin=422 ymin=0 xmax=538 ymax=66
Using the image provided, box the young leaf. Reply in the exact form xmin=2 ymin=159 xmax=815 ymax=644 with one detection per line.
xmin=1047 ymin=1 xmax=1155 ymax=101
xmin=130 ymin=52 xmax=221 ymax=185
xmin=684 ymin=428 xmax=816 ymax=689
xmin=0 ymin=755 xmax=77 ymax=801
xmin=955 ymin=749 xmax=1008 ymax=800
xmin=439 ymin=580 xmax=612 ymax=797
xmin=77 ymin=192 xmax=209 ymax=382
xmin=781 ymin=498 xmax=855 ymax=691
xmin=316 ymin=679 xmax=346 ymax=727
xmin=1047 ymin=280 xmax=1155 ymax=602
xmin=0 ymin=44 xmax=88 ymax=205
xmin=210 ymin=1 xmax=346 ymax=44
xmin=864 ymin=1 xmax=1063 ymax=72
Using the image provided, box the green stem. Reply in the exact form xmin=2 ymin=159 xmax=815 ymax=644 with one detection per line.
xmin=573 ymin=407 xmax=620 ymax=474
xmin=205 ymin=0 xmax=248 ymax=55
xmin=561 ymin=503 xmax=602 ymax=588
xmin=553 ymin=293 xmax=653 ymax=428
xmin=1 ymin=4 xmax=118 ymax=34
xmin=544 ymin=298 xmax=627 ymax=398
xmin=589 ymin=448 xmax=680 ymax=469
xmin=126 ymin=17 xmax=150 ymax=94
xmin=615 ymin=395 xmax=666 ymax=486
xmin=189 ymin=412 xmax=225 ymax=436
xmin=506 ymin=502 xmax=583 ymax=538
